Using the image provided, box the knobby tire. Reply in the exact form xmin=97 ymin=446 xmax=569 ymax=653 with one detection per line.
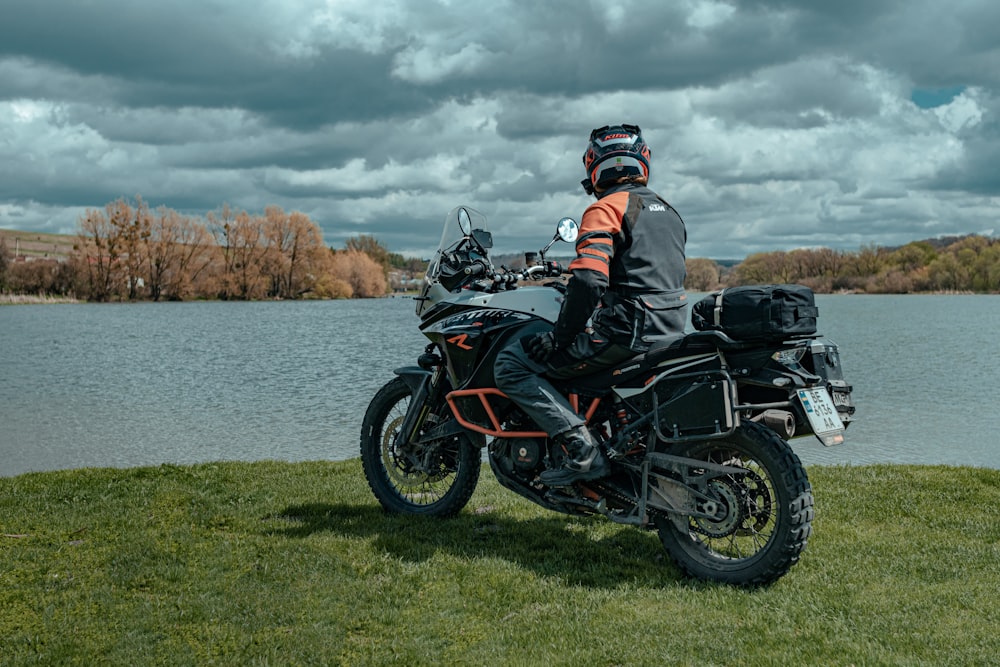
xmin=654 ymin=420 xmax=814 ymax=587
xmin=360 ymin=376 xmax=480 ymax=517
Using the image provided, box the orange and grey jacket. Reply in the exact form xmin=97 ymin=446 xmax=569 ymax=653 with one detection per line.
xmin=553 ymin=182 xmax=687 ymax=352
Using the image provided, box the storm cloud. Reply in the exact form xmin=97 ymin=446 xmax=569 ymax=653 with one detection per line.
xmin=1 ymin=0 xmax=996 ymax=259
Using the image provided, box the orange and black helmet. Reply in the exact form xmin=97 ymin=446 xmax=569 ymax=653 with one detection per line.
xmin=581 ymin=124 xmax=651 ymax=195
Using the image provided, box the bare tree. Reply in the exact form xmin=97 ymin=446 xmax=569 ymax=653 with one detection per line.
xmin=107 ymin=197 xmax=152 ymax=300
xmin=684 ymin=258 xmax=721 ymax=291
xmin=146 ymin=207 xmax=217 ymax=301
xmin=209 ymin=205 xmax=267 ymax=300
xmin=77 ymin=206 xmax=123 ymax=301
xmin=731 ymin=251 xmax=794 ymax=285
xmin=0 ymin=236 xmax=10 ymax=291
xmin=261 ymin=207 xmax=335 ymax=298
xmin=330 ymin=249 xmax=388 ymax=298
xmin=345 ymin=234 xmax=391 ymax=270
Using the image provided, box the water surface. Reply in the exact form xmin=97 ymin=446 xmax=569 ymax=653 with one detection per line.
xmin=2 ymin=295 xmax=997 ymax=476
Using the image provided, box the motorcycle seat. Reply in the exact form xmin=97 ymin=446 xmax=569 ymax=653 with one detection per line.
xmin=553 ymin=331 xmax=743 ymax=393
xmin=647 ymin=329 xmax=751 ymax=358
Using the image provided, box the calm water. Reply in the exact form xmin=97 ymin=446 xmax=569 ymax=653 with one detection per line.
xmin=1 ymin=295 xmax=998 ymax=476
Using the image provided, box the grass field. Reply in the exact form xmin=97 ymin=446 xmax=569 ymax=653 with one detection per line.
xmin=1 ymin=460 xmax=997 ymax=666
xmin=0 ymin=228 xmax=76 ymax=262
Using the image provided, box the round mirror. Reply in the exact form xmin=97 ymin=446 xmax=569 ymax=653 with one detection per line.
xmin=457 ymin=208 xmax=473 ymax=236
xmin=556 ymin=217 xmax=579 ymax=244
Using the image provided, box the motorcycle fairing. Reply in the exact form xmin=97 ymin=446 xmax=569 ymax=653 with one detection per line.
xmin=424 ymin=307 xmax=532 ymax=373
xmin=419 ymin=285 xmax=563 ymax=329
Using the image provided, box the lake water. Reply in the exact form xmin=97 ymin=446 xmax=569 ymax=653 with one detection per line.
xmin=1 ymin=295 xmax=998 ymax=477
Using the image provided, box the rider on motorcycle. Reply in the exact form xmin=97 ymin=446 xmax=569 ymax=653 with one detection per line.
xmin=494 ymin=123 xmax=689 ymax=486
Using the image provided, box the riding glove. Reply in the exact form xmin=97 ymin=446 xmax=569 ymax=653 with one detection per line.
xmin=525 ymin=331 xmax=557 ymax=364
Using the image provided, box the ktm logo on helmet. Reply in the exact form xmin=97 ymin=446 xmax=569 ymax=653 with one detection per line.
xmin=602 ymin=133 xmax=631 ymax=141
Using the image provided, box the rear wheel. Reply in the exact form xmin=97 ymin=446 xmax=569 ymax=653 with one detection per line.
xmin=654 ymin=421 xmax=813 ymax=586
xmin=360 ymin=376 xmax=480 ymax=517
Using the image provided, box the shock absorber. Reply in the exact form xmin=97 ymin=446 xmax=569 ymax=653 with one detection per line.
xmin=615 ymin=405 xmax=630 ymax=432
xmin=606 ymin=401 xmax=637 ymax=459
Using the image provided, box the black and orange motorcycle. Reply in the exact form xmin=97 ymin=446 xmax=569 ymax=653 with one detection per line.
xmin=361 ymin=206 xmax=854 ymax=586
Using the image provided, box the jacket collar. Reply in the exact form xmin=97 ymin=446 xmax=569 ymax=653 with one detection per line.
xmin=596 ymin=181 xmax=644 ymax=199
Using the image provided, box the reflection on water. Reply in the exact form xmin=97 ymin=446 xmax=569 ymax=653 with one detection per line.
xmin=1 ymin=294 xmax=998 ymax=476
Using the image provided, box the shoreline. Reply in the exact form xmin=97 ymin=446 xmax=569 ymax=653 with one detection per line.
xmin=1 ymin=290 xmax=992 ymax=306
xmin=0 ymin=294 xmax=80 ymax=305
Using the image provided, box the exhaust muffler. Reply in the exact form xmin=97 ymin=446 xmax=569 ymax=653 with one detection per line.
xmin=759 ymin=409 xmax=796 ymax=439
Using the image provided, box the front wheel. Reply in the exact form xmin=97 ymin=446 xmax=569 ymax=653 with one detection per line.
xmin=654 ymin=421 xmax=814 ymax=586
xmin=360 ymin=376 xmax=480 ymax=517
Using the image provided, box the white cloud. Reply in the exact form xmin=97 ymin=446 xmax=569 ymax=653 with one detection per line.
xmin=685 ymin=0 xmax=735 ymax=29
xmin=933 ymin=89 xmax=984 ymax=133
xmin=392 ymin=42 xmax=492 ymax=84
xmin=0 ymin=0 xmax=997 ymax=260
xmin=9 ymin=99 xmax=49 ymax=122
xmin=304 ymin=0 xmax=408 ymax=54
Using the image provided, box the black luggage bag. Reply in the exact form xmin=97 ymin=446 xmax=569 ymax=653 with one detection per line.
xmin=691 ymin=284 xmax=818 ymax=341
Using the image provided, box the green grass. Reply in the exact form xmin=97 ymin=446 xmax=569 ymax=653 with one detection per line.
xmin=1 ymin=461 xmax=997 ymax=666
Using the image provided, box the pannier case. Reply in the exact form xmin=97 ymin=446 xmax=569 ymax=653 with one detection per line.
xmin=691 ymin=284 xmax=818 ymax=341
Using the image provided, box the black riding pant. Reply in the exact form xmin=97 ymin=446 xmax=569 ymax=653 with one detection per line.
xmin=493 ymin=330 xmax=636 ymax=438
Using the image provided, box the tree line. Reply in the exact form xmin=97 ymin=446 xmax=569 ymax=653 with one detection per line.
xmin=0 ymin=197 xmax=397 ymax=301
xmin=1 ymin=197 xmax=998 ymax=300
xmin=683 ymin=234 xmax=999 ymax=293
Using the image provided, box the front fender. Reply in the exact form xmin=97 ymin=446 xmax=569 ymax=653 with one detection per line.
xmin=393 ymin=366 xmax=431 ymax=393
xmin=392 ymin=365 xmax=485 ymax=448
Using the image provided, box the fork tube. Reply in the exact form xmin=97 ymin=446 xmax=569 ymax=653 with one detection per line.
xmin=396 ymin=365 xmax=444 ymax=446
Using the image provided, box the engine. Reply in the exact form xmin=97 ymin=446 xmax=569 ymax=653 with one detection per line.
xmin=491 ymin=436 xmax=546 ymax=478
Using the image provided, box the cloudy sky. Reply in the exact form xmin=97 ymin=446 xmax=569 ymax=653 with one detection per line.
xmin=1 ymin=0 xmax=997 ymax=259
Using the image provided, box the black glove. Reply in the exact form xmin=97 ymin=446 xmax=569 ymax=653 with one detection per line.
xmin=543 ymin=280 xmax=566 ymax=294
xmin=525 ymin=331 xmax=557 ymax=364
xmin=544 ymin=260 xmax=564 ymax=276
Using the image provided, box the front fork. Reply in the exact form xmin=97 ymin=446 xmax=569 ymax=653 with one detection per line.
xmin=393 ymin=344 xmax=450 ymax=449
xmin=393 ymin=369 xmax=441 ymax=447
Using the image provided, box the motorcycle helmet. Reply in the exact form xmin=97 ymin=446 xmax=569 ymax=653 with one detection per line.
xmin=581 ymin=123 xmax=651 ymax=195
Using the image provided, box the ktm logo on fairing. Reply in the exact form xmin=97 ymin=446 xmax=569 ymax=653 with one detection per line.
xmin=447 ymin=333 xmax=474 ymax=350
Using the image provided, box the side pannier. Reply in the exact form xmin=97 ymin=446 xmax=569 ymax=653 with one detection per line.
xmin=691 ymin=284 xmax=818 ymax=341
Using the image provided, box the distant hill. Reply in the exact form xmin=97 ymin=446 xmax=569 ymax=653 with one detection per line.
xmin=0 ymin=229 xmax=76 ymax=261
xmin=885 ymin=234 xmax=981 ymax=252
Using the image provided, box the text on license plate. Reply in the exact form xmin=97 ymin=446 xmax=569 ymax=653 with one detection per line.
xmin=797 ymin=388 xmax=845 ymax=446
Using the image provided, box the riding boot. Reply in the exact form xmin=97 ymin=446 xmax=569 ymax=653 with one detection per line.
xmin=539 ymin=425 xmax=610 ymax=486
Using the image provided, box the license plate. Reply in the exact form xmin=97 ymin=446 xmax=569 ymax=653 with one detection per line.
xmin=797 ymin=388 xmax=845 ymax=446
xmin=833 ymin=392 xmax=851 ymax=407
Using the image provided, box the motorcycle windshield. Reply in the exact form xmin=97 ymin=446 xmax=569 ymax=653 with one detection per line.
xmin=426 ymin=206 xmax=491 ymax=282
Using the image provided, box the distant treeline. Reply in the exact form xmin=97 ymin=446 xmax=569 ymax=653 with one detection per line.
xmin=1 ymin=197 xmax=997 ymax=300
xmin=684 ymin=235 xmax=1000 ymax=293
xmin=0 ymin=197 xmax=423 ymax=302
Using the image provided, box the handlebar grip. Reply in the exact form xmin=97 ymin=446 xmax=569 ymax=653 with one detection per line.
xmin=464 ymin=262 xmax=487 ymax=277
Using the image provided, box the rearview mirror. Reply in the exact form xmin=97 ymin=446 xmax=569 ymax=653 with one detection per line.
xmin=457 ymin=207 xmax=473 ymax=236
xmin=539 ymin=217 xmax=579 ymax=259
xmin=556 ymin=217 xmax=579 ymax=244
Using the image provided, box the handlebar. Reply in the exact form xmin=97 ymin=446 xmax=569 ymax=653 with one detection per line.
xmin=463 ymin=261 xmax=488 ymax=277
xmin=457 ymin=259 xmax=566 ymax=294
xmin=524 ymin=265 xmax=548 ymax=279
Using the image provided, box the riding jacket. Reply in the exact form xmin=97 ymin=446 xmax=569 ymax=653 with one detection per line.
xmin=553 ymin=182 xmax=687 ymax=352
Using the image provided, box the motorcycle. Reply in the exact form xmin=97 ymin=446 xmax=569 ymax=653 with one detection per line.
xmin=361 ymin=206 xmax=855 ymax=586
